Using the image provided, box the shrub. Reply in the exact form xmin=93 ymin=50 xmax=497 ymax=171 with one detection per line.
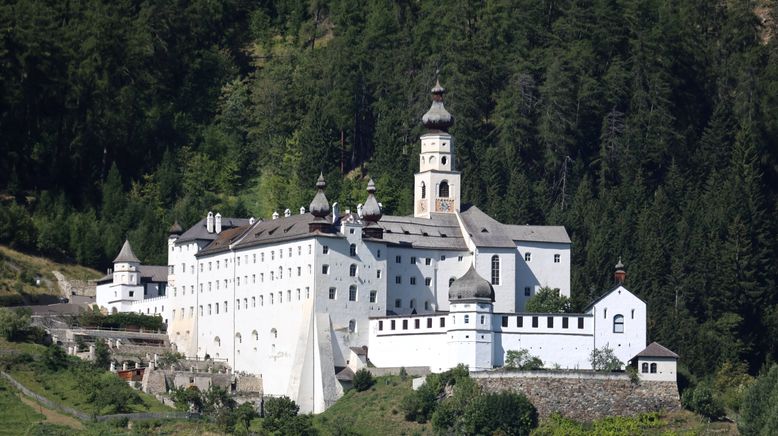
xmin=461 ymin=391 xmax=538 ymax=435
xmin=505 ymin=349 xmax=544 ymax=370
xmin=589 ymin=346 xmax=623 ymax=371
xmin=739 ymin=364 xmax=778 ymax=435
xmin=263 ymin=396 xmax=300 ymax=432
xmin=352 ymin=368 xmax=374 ymax=392
xmin=525 ymin=287 xmax=571 ymax=313
xmin=0 ymin=307 xmax=31 ymax=341
xmin=681 ymin=382 xmax=724 ymax=421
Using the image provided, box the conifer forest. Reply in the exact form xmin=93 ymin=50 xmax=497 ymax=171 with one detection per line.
xmin=1 ymin=0 xmax=777 ymax=384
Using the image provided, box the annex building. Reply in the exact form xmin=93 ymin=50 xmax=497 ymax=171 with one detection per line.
xmin=96 ymin=81 xmax=676 ymax=412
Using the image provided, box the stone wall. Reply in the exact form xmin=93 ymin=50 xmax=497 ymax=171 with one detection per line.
xmin=472 ymin=371 xmax=680 ymax=422
xmin=53 ymin=271 xmax=96 ymax=297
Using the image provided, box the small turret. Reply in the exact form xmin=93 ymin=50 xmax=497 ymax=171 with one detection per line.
xmin=309 ymin=173 xmax=333 ymax=232
xmin=168 ymin=220 xmax=183 ymax=238
xmin=361 ymin=179 xmax=383 ymax=239
xmin=614 ymin=258 xmax=626 ymax=284
xmin=421 ymin=79 xmax=454 ymax=132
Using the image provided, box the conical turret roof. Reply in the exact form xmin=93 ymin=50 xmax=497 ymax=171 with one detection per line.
xmin=169 ymin=220 xmax=183 ymax=235
xmin=113 ymin=239 xmax=140 ymax=263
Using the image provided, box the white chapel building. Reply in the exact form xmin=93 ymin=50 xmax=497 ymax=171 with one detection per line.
xmin=95 ymin=81 xmax=674 ymax=412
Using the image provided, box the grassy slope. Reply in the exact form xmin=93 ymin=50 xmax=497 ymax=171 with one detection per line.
xmin=0 ymin=338 xmax=172 ymax=415
xmin=0 ymin=245 xmax=102 ymax=306
xmin=0 ymin=377 xmax=47 ymax=435
xmin=313 ymin=375 xmax=431 ymax=436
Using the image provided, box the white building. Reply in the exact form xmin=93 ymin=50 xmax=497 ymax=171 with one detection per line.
xmin=95 ymin=80 xmax=675 ymax=412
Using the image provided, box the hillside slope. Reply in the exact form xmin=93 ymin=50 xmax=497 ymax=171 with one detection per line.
xmin=0 ymin=245 xmax=101 ymax=306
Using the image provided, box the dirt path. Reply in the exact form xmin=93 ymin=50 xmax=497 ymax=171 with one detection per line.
xmin=17 ymin=393 xmax=84 ymax=429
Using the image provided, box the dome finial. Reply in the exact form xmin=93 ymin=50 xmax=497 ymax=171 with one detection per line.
xmin=422 ymin=76 xmax=454 ymax=131
xmin=309 ymin=173 xmax=330 ymax=219
xmin=362 ymin=178 xmax=382 ymax=224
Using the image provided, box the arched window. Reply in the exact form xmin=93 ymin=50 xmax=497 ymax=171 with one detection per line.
xmin=349 ymin=286 xmax=357 ymax=302
xmin=491 ymin=255 xmax=500 ymax=285
xmin=421 ymin=182 xmax=426 ymax=199
xmin=464 ymin=314 xmax=470 ymax=324
xmin=449 ymin=277 xmax=456 ymax=286
xmin=252 ymin=330 xmax=258 ymax=341
xmin=641 ymin=362 xmax=649 ymax=373
xmin=650 ymin=363 xmax=657 ymax=373
xmin=613 ymin=314 xmax=624 ymax=333
xmin=235 ymin=333 xmax=242 ymax=344
xmin=429 ymin=156 xmax=437 ymax=166
xmin=439 ymin=181 xmax=449 ymax=198
xmin=214 ymin=336 xmax=221 ymax=347
xmin=350 ymin=244 xmax=357 ymax=256
xmin=270 ymin=328 xmax=278 ymax=339
xmin=348 ymin=319 xmax=356 ymax=333
xmin=349 ymin=264 xmax=357 ymax=277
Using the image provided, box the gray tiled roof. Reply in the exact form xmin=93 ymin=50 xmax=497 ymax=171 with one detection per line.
xmin=378 ymin=213 xmax=467 ymax=250
xmin=113 ymin=240 xmax=140 ymax=263
xmin=228 ymin=213 xmax=343 ymax=253
xmin=459 ymin=205 xmax=571 ymax=246
xmin=138 ymin=265 xmax=168 ymax=283
xmin=634 ymin=342 xmax=679 ymax=359
xmin=176 ymin=217 xmax=252 ymax=244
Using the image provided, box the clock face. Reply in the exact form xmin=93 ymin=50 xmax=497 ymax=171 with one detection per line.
xmin=438 ymin=200 xmax=450 ymax=212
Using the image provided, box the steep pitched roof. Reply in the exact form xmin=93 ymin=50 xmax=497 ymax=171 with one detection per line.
xmin=583 ymin=283 xmax=647 ymax=313
xmin=138 ymin=265 xmax=168 ymax=283
xmin=634 ymin=342 xmax=679 ymax=359
xmin=229 ymin=212 xmax=339 ymax=252
xmin=113 ymin=240 xmax=140 ymax=263
xmin=378 ymin=213 xmax=467 ymax=250
xmin=458 ymin=205 xmax=571 ymax=247
xmin=198 ymin=225 xmax=253 ymax=256
xmin=176 ymin=217 xmax=251 ymax=244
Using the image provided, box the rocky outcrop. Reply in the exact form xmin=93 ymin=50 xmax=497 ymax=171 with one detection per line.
xmin=472 ymin=371 xmax=680 ymax=422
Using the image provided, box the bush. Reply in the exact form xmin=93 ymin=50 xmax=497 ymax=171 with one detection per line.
xmin=352 ymin=368 xmax=374 ymax=392
xmin=739 ymin=364 xmax=778 ymax=435
xmin=0 ymin=307 xmax=31 ymax=341
xmin=263 ymin=396 xmax=300 ymax=432
xmin=505 ymin=349 xmax=544 ymax=370
xmin=42 ymin=345 xmax=69 ymax=371
xmin=589 ymin=346 xmax=623 ymax=371
xmin=525 ymin=287 xmax=571 ymax=313
xmin=461 ymin=391 xmax=538 ymax=435
xmin=681 ymin=382 xmax=724 ymax=421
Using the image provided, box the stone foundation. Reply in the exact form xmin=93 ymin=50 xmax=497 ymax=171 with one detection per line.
xmin=472 ymin=371 xmax=680 ymax=422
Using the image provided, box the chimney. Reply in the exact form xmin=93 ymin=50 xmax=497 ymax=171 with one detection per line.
xmin=207 ymin=211 xmax=214 ymax=233
xmin=215 ymin=213 xmax=222 ymax=233
xmin=272 ymin=211 xmax=279 ymax=220
xmin=357 ymin=203 xmax=363 ymax=218
xmin=284 ymin=208 xmax=291 ymax=218
xmin=614 ymin=257 xmax=626 ymax=284
xmin=300 ymin=206 xmax=306 ymax=215
xmin=249 ymin=217 xmax=255 ymax=225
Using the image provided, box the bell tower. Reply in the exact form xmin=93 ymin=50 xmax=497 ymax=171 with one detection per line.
xmin=414 ymin=79 xmax=461 ymax=218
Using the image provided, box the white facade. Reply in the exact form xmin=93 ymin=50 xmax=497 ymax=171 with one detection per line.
xmin=637 ymin=357 xmax=677 ymax=382
xmin=94 ymin=81 xmax=668 ymax=413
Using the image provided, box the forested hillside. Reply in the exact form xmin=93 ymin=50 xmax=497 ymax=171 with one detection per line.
xmin=1 ymin=0 xmax=777 ymax=380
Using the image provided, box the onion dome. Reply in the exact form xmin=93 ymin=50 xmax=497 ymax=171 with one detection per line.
xmin=361 ymin=179 xmax=383 ymax=223
xmin=309 ymin=172 xmax=330 ymax=219
xmin=169 ymin=220 xmax=183 ymax=236
xmin=113 ymin=239 xmax=140 ymax=264
xmin=615 ymin=257 xmax=624 ymax=271
xmin=421 ymin=79 xmax=454 ymax=131
xmin=449 ymin=265 xmax=495 ymax=302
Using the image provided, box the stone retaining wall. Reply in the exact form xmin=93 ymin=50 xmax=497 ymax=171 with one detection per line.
xmin=472 ymin=371 xmax=680 ymax=422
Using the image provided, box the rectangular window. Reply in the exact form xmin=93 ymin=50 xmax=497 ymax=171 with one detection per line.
xmin=578 ymin=317 xmax=584 ymax=329
xmin=369 ymin=291 xmax=377 ymax=303
xmin=562 ymin=317 xmax=569 ymax=329
xmin=525 ymin=252 xmax=532 ymax=262
xmin=554 ymin=254 xmax=561 ymax=263
xmin=395 ymin=255 xmax=402 ymax=264
xmin=349 ymin=287 xmax=357 ymax=301
xmin=427 ymin=318 xmax=433 ymax=328
xmin=297 ymin=289 xmax=301 ymax=300
xmin=425 ymin=277 xmax=431 ymax=286
xmin=297 ymin=267 xmax=301 ymax=276
xmin=425 ymin=258 xmax=431 ymax=265
xmin=224 ymin=301 xmax=228 ymax=313
xmin=253 ymin=254 xmax=256 ymax=263
xmin=306 ymin=287 xmax=310 ymax=299
xmin=410 ymin=256 xmax=416 ymax=264
xmin=236 ymin=277 xmax=240 ymax=286
xmin=379 ymin=320 xmax=383 ymax=331
xmin=377 ymin=270 xmax=382 ymax=279
xmin=329 ymin=288 xmax=336 ymax=300
xmin=524 ymin=287 xmax=531 ymax=296
xmin=517 ymin=316 xmax=523 ymax=327
xmin=440 ymin=317 xmax=446 ymax=327
xmin=237 ymin=257 xmax=240 ymax=266
xmin=547 ymin=317 xmax=553 ymax=328
xmin=532 ymin=316 xmax=538 ymax=328
xmin=129 ymin=291 xmax=134 ymax=297
xmin=391 ymin=320 xmax=396 ymax=330
xmin=323 ymin=245 xmax=329 ymax=254
xmin=502 ymin=316 xmax=509 ymax=327
xmin=414 ymin=319 xmax=420 ymax=329
xmin=410 ymin=276 xmax=417 ymax=285
xmin=402 ymin=320 xmax=408 ymax=330
xmin=199 ymin=306 xmax=203 ymax=316
xmin=322 ymin=265 xmax=329 ymax=274
xmin=440 ymin=255 xmax=446 ymax=261
xmin=395 ymin=299 xmax=401 ymax=308
xmin=377 ymin=249 xmax=381 ymax=258
xmin=395 ymin=276 xmax=401 ymax=284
